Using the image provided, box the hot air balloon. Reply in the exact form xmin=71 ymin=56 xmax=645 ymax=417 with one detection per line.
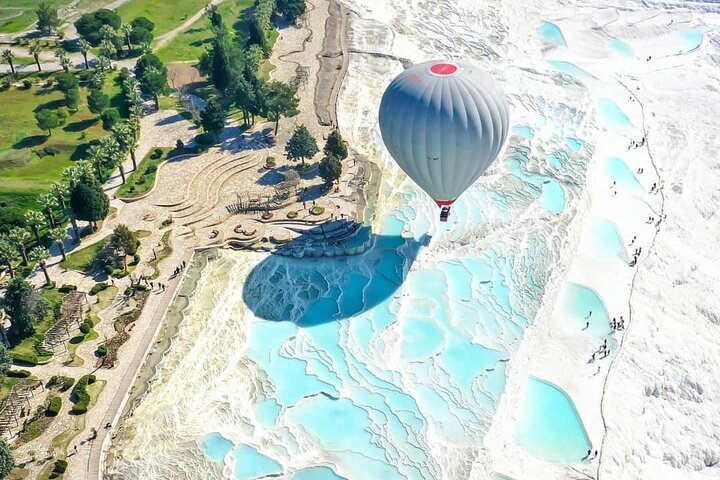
xmin=378 ymin=60 xmax=510 ymax=221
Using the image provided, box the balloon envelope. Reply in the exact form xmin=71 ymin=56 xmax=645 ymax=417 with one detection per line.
xmin=378 ymin=60 xmax=510 ymax=206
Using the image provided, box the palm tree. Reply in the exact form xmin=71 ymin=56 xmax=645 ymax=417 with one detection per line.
xmin=29 ymin=247 xmax=51 ymax=285
xmin=24 ymin=210 xmax=46 ymax=242
xmin=97 ymin=55 xmax=111 ymax=73
xmin=87 ymin=144 xmax=105 ymax=180
xmin=51 ymin=182 xmax=68 ymax=210
xmin=38 ymin=193 xmax=60 ymax=228
xmin=99 ymin=136 xmax=125 ymax=184
xmin=112 ymin=122 xmax=139 ymax=170
xmin=0 ymin=238 xmax=16 ymax=278
xmin=55 ymin=48 xmax=70 ymax=72
xmin=48 ymin=227 xmax=69 ymax=261
xmin=121 ymin=23 xmax=133 ymax=52
xmin=7 ymin=227 xmax=31 ymax=266
xmin=1 ymin=49 xmax=15 ymax=74
xmin=78 ymin=39 xmax=91 ymax=69
xmin=28 ymin=41 xmax=42 ymax=72
xmin=99 ymin=39 xmax=116 ymax=60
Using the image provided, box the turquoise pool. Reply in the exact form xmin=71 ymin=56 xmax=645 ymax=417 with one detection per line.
xmin=598 ymin=98 xmax=632 ymax=131
xmin=200 ymin=432 xmax=233 ymax=462
xmin=610 ymin=38 xmax=635 ymax=57
xmin=558 ymin=282 xmax=613 ymax=339
xmin=539 ymin=22 xmax=567 ymax=46
xmin=513 ymin=377 xmax=591 ymax=463
xmin=233 ymin=445 xmax=283 ymax=479
xmin=605 ymin=156 xmax=643 ymax=193
xmin=547 ymin=61 xmax=595 ymax=81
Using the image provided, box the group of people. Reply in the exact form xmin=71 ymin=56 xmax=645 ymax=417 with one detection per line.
xmin=611 ymin=316 xmax=625 ymax=331
xmin=627 ymin=136 xmax=647 ymax=151
xmin=172 ymin=260 xmax=187 ymax=277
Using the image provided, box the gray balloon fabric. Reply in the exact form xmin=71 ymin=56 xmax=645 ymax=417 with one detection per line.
xmin=378 ymin=60 xmax=510 ymax=205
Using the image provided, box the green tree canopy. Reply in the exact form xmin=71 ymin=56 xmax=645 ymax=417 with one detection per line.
xmin=0 ymin=277 xmax=47 ymax=338
xmin=2 ymin=49 xmax=15 ymax=74
xmin=264 ymin=81 xmax=299 ymax=135
xmin=130 ymin=17 xmax=155 ymax=32
xmin=200 ymin=98 xmax=226 ymax=142
xmin=129 ymin=27 xmax=153 ymax=46
xmin=319 ymin=154 xmax=342 ymax=185
xmin=87 ymin=88 xmax=110 ymax=114
xmin=277 ymin=0 xmax=307 ymax=22
xmin=75 ymin=9 xmax=121 ymax=45
xmin=64 ymin=87 xmax=81 ymax=112
xmin=109 ymin=224 xmax=139 ymax=270
xmin=285 ymin=124 xmax=319 ymax=166
xmin=70 ymin=179 xmax=109 ymax=227
xmin=36 ymin=2 xmax=60 ymax=35
xmin=0 ymin=344 xmax=10 ymax=378
xmin=135 ymin=54 xmax=168 ymax=109
xmin=0 ymin=438 xmax=14 ymax=478
xmin=35 ymin=108 xmax=68 ymax=136
xmin=101 ymin=108 xmax=121 ymax=130
xmin=323 ymin=129 xmax=348 ymax=160
xmin=56 ymin=72 xmax=79 ymax=92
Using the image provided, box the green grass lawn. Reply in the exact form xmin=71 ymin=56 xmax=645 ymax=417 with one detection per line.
xmin=117 ymin=0 xmax=209 ymax=37
xmin=156 ymin=0 xmax=254 ymax=63
xmin=0 ymin=0 xmax=69 ymax=33
xmin=60 ymin=239 xmax=105 ymax=272
xmin=116 ymin=147 xmax=171 ymax=198
xmin=0 ymin=70 xmax=124 ymax=212
xmin=9 ymin=286 xmax=64 ymax=365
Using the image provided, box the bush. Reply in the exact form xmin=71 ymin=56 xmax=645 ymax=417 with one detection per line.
xmin=52 ymin=459 xmax=67 ymax=474
xmin=79 ymin=322 xmax=91 ymax=335
xmin=97 ymin=344 xmax=107 ymax=357
xmin=58 ymin=284 xmax=77 ymax=293
xmin=310 ymin=206 xmax=325 ymax=215
xmin=71 ymin=374 xmax=96 ymax=414
xmin=103 ymin=264 xmax=114 ymax=275
xmin=151 ymin=148 xmax=163 ymax=159
xmin=10 ymin=353 xmax=38 ymax=365
xmin=161 ymin=218 xmax=172 ymax=227
xmin=43 ymin=146 xmax=61 ymax=156
xmin=145 ymin=165 xmax=157 ymax=174
xmin=22 ymin=79 xmax=32 ymax=89
xmin=286 ymin=211 xmax=298 ymax=219
xmin=47 ymin=396 xmax=62 ymax=416
xmin=194 ymin=132 xmax=214 ymax=146
xmin=7 ymin=369 xmax=32 ymax=378
xmin=176 ymin=139 xmax=184 ymax=150
xmin=133 ymin=253 xmax=141 ymax=263
xmin=90 ymin=282 xmax=109 ymax=295
xmin=265 ymin=156 xmax=276 ymax=168
xmin=48 ymin=375 xmax=75 ymax=392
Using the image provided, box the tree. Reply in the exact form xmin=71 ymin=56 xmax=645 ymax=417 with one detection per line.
xmin=24 ymin=211 xmax=45 ymax=242
xmin=277 ymin=0 xmax=307 ymax=22
xmin=101 ymin=108 xmax=121 ymax=130
xmin=0 ymin=344 xmax=11 ymax=377
xmin=78 ymin=39 xmax=91 ymax=69
xmin=113 ymin=122 xmax=139 ymax=170
xmin=36 ymin=3 xmax=60 ymax=35
xmin=29 ymin=247 xmax=51 ymax=285
xmin=210 ymin=37 xmax=232 ymax=94
xmin=319 ymin=154 xmax=342 ymax=184
xmin=75 ymin=9 xmax=121 ymax=46
xmin=64 ymin=86 xmax=81 ymax=112
xmin=130 ymin=17 xmax=154 ymax=33
xmin=97 ymin=136 xmax=125 ymax=183
xmin=200 ymin=98 xmax=226 ymax=142
xmin=121 ymin=23 xmax=133 ymax=52
xmin=51 ymin=182 xmax=68 ymax=210
xmin=0 ymin=239 xmax=16 ymax=278
xmin=109 ymin=224 xmax=138 ymax=270
xmin=285 ymin=125 xmax=319 ymax=166
xmin=129 ymin=27 xmax=153 ymax=47
xmin=70 ymin=180 xmax=109 ymax=229
xmin=7 ymin=227 xmax=31 ymax=266
xmin=56 ymin=72 xmax=79 ymax=92
xmin=206 ymin=5 xmax=223 ymax=29
xmin=0 ymin=439 xmax=14 ymax=478
xmin=38 ymin=193 xmax=59 ymax=228
xmin=0 ymin=277 xmax=47 ymax=337
xmin=323 ymin=129 xmax=348 ymax=160
xmin=28 ymin=41 xmax=43 ymax=72
xmin=234 ymin=78 xmax=258 ymax=126
xmin=49 ymin=227 xmax=69 ymax=261
xmin=2 ymin=49 xmax=15 ymax=74
xmin=54 ymin=47 xmax=71 ymax=72
xmin=87 ymin=89 xmax=110 ymax=114
xmin=264 ymin=81 xmax=299 ymax=135
xmin=35 ymin=108 xmax=67 ymax=136
xmin=135 ymin=54 xmax=168 ymax=109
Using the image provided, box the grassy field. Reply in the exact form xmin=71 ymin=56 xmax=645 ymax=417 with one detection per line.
xmin=60 ymin=239 xmax=105 ymax=272
xmin=117 ymin=0 xmax=209 ymax=37
xmin=0 ymin=0 xmax=68 ymax=33
xmin=116 ymin=147 xmax=171 ymax=199
xmin=0 ymin=71 xmax=124 ymax=212
xmin=156 ymin=0 xmax=254 ymax=63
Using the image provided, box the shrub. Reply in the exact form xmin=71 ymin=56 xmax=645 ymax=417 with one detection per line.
xmin=48 ymin=375 xmax=75 ymax=391
xmin=194 ymin=132 xmax=214 ymax=146
xmin=52 ymin=459 xmax=67 ymax=474
xmin=151 ymin=147 xmax=163 ymax=159
xmin=265 ymin=156 xmax=276 ymax=168
xmin=10 ymin=353 xmax=38 ymax=365
xmin=132 ymin=253 xmax=140 ymax=263
xmin=58 ymin=284 xmax=77 ymax=293
xmin=161 ymin=218 xmax=172 ymax=227
xmin=176 ymin=139 xmax=184 ymax=150
xmin=286 ymin=211 xmax=298 ymax=219
xmin=103 ymin=264 xmax=114 ymax=275
xmin=43 ymin=146 xmax=61 ymax=156
xmin=97 ymin=344 xmax=107 ymax=357
xmin=79 ymin=322 xmax=91 ymax=335
xmin=7 ymin=369 xmax=31 ymax=378
xmin=71 ymin=374 xmax=97 ymax=414
xmin=22 ymin=79 xmax=32 ymax=89
xmin=90 ymin=282 xmax=109 ymax=295
xmin=145 ymin=165 xmax=157 ymax=174
xmin=47 ymin=396 xmax=62 ymax=416
xmin=135 ymin=177 xmax=146 ymax=185
xmin=310 ymin=206 xmax=325 ymax=215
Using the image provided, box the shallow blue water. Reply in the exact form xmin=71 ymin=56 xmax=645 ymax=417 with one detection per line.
xmin=610 ymin=38 xmax=635 ymax=57
xmin=513 ymin=125 xmax=534 ymax=140
xmin=583 ymin=217 xmax=627 ymax=262
xmin=233 ymin=445 xmax=283 ymax=479
xmin=558 ymin=282 xmax=612 ymax=338
xmin=680 ymin=27 xmax=706 ymax=51
xmin=548 ymin=61 xmax=594 ymax=80
xmin=605 ymin=156 xmax=643 ymax=193
xmin=200 ymin=432 xmax=234 ymax=462
xmin=598 ymin=99 xmax=632 ymax=130
xmin=291 ymin=466 xmax=348 ymax=480
xmin=513 ymin=377 xmax=591 ymax=463
xmin=565 ymin=137 xmax=583 ymax=152
xmin=541 ymin=180 xmax=566 ymax=214
xmin=539 ymin=22 xmax=567 ymax=46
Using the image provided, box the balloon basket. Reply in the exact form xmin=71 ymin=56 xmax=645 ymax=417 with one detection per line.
xmin=439 ymin=206 xmax=451 ymax=222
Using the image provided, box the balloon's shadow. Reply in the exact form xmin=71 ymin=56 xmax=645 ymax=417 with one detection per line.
xmin=242 ymin=234 xmax=427 ymax=327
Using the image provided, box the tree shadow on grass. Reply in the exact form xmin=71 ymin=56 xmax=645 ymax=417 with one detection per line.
xmin=71 ymin=140 xmax=100 ymax=161
xmin=34 ymin=98 xmax=66 ymax=112
xmin=64 ymin=118 xmax=99 ymax=132
xmin=189 ymin=38 xmax=213 ymax=48
xmin=242 ymin=233 xmax=427 ymax=327
xmin=12 ymin=135 xmax=47 ymax=149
